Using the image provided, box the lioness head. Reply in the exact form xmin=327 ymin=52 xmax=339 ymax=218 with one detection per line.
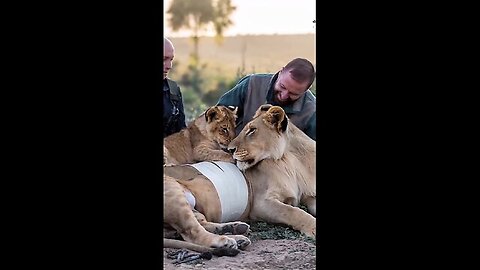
xmin=228 ymin=104 xmax=288 ymax=170
xmin=204 ymin=105 xmax=238 ymax=149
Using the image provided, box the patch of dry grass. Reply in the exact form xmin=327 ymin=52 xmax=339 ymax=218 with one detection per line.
xmin=246 ymin=206 xmax=316 ymax=245
xmin=247 ymin=221 xmax=316 ymax=245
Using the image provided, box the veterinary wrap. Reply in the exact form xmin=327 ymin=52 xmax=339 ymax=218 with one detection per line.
xmin=188 ymin=161 xmax=248 ymax=222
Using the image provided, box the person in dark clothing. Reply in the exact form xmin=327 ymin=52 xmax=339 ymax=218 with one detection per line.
xmin=163 ymin=37 xmax=186 ymax=137
xmin=216 ymin=58 xmax=316 ymax=140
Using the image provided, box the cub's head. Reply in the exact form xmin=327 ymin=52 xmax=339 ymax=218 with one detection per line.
xmin=228 ymin=104 xmax=289 ymax=171
xmin=204 ymin=105 xmax=238 ymax=149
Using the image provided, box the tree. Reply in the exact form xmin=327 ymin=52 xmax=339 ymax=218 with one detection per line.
xmin=166 ymin=0 xmax=236 ymax=96
xmin=212 ymin=0 xmax=236 ymax=44
xmin=167 ymin=0 xmax=236 ymax=55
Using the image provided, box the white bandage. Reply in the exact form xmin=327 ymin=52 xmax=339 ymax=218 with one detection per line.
xmin=188 ymin=161 xmax=248 ymax=222
xmin=183 ymin=190 xmax=196 ymax=209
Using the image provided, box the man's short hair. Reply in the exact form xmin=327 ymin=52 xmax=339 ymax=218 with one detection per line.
xmin=284 ymin=58 xmax=316 ymax=88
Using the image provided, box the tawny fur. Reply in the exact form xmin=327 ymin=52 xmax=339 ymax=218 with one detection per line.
xmin=163 ymin=174 xmax=251 ymax=253
xmin=162 ymin=105 xmax=315 ymax=255
xmin=228 ymin=104 xmax=316 ymax=238
xmin=163 ymin=106 xmax=237 ymax=165
xmin=163 ymin=106 xmax=251 ymax=254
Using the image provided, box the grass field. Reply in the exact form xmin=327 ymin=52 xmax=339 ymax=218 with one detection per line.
xmin=169 ymin=34 xmax=316 ymax=77
xmin=167 ymin=34 xmax=316 ymax=122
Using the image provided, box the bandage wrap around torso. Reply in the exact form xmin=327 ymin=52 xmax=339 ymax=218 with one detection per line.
xmin=188 ymin=161 xmax=248 ymax=222
xmin=183 ymin=190 xmax=196 ymax=209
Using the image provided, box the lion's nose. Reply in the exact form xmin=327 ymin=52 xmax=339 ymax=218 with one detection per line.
xmin=228 ymin=147 xmax=236 ymax=154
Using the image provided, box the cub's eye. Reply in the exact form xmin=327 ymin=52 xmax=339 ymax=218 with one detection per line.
xmin=222 ymin=128 xmax=228 ymax=133
xmin=246 ymin=127 xmax=256 ymax=136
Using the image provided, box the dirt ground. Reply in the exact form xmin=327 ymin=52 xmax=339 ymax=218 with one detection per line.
xmin=163 ymin=239 xmax=316 ymax=269
xmin=163 ymin=221 xmax=316 ymax=269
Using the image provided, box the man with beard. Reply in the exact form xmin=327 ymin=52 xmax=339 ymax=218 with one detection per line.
xmin=216 ymin=58 xmax=316 ymax=140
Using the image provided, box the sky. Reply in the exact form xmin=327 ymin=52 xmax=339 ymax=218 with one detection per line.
xmin=164 ymin=0 xmax=316 ymax=37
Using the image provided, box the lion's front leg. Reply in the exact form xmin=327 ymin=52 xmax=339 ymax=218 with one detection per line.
xmin=163 ymin=145 xmax=168 ymax=165
xmin=164 ymin=176 xmax=238 ymax=249
xmin=250 ymin=198 xmax=316 ymax=238
xmin=191 ymin=210 xmax=251 ymax=250
xmin=193 ymin=142 xmax=235 ymax=163
xmin=163 ymin=145 xmax=177 ymax=166
xmin=192 ymin=210 xmax=250 ymax=235
xmin=301 ymin=196 xmax=316 ymax=217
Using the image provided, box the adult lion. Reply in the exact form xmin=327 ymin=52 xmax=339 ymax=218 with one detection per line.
xmin=163 ymin=104 xmax=316 ymax=253
xmin=163 ymin=173 xmax=251 ymax=255
xmin=228 ymin=104 xmax=316 ymax=237
xmin=163 ymin=105 xmax=237 ymax=166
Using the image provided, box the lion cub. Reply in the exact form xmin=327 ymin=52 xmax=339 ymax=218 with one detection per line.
xmin=164 ymin=105 xmax=237 ymax=165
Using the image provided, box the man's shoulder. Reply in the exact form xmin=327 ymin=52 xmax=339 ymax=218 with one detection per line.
xmin=242 ymin=73 xmax=274 ymax=90
xmin=248 ymin=73 xmax=274 ymax=80
xmin=166 ymin=78 xmax=181 ymax=95
xmin=305 ymin=90 xmax=316 ymax=102
xmin=239 ymin=73 xmax=273 ymax=82
xmin=166 ymin=78 xmax=179 ymax=86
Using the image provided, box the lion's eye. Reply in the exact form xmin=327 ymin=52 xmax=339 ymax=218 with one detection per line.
xmin=246 ymin=127 xmax=256 ymax=136
xmin=222 ymin=128 xmax=228 ymax=133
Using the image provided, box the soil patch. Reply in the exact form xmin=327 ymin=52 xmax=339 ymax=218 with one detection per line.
xmin=163 ymin=221 xmax=317 ymax=269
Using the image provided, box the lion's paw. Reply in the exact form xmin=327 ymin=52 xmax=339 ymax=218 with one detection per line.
xmin=215 ymin=155 xmax=235 ymax=164
xmin=230 ymin=222 xmax=250 ymax=234
xmin=227 ymin=156 xmax=236 ymax=164
xmin=216 ymin=221 xmax=250 ymax=235
xmin=303 ymin=226 xmax=316 ymax=239
xmin=230 ymin=235 xmax=251 ymax=250
xmin=213 ymin=236 xmax=238 ymax=250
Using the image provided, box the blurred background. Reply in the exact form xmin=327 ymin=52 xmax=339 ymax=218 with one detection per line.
xmin=164 ymin=0 xmax=316 ymax=122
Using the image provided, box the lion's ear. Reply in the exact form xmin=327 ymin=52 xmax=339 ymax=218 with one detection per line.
xmin=205 ymin=106 xmax=220 ymax=123
xmin=263 ymin=106 xmax=288 ymax=133
xmin=253 ymin=104 xmax=273 ymax=118
xmin=259 ymin=104 xmax=273 ymax=112
xmin=227 ymin=106 xmax=238 ymax=116
xmin=227 ymin=106 xmax=238 ymax=121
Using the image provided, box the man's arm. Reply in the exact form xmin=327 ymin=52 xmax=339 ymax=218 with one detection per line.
xmin=176 ymin=87 xmax=187 ymax=129
xmin=216 ymin=75 xmax=251 ymax=108
xmin=174 ymin=85 xmax=187 ymax=133
xmin=303 ymin=112 xmax=316 ymax=141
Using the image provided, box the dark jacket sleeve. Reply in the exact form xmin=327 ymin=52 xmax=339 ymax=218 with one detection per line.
xmin=303 ymin=112 xmax=316 ymax=141
xmin=216 ymin=75 xmax=251 ymax=108
xmin=176 ymin=87 xmax=186 ymax=130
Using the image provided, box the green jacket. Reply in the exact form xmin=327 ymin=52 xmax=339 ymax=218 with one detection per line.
xmin=217 ymin=72 xmax=316 ymax=140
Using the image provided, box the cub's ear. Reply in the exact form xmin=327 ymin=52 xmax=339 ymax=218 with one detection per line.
xmin=259 ymin=104 xmax=273 ymax=111
xmin=227 ymin=106 xmax=238 ymax=120
xmin=263 ymin=106 xmax=288 ymax=133
xmin=205 ymin=106 xmax=220 ymax=123
xmin=227 ymin=105 xmax=238 ymax=115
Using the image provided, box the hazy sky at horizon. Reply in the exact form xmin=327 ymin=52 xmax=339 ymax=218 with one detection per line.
xmin=164 ymin=0 xmax=316 ymax=37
